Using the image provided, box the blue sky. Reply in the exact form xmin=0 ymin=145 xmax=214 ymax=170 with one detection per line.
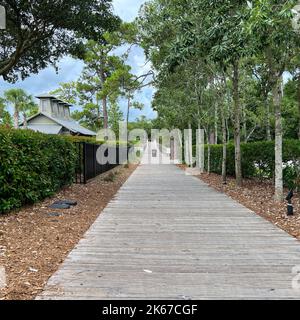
xmin=0 ymin=0 xmax=156 ymax=121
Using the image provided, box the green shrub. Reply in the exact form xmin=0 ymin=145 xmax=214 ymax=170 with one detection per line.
xmin=103 ymin=171 xmax=117 ymax=182
xmin=193 ymin=139 xmax=300 ymax=188
xmin=64 ymin=135 xmax=131 ymax=147
xmin=64 ymin=135 xmax=98 ymax=144
xmin=0 ymin=128 xmax=77 ymax=213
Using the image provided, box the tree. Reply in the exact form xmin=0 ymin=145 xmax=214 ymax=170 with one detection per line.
xmin=3 ymin=89 xmax=37 ymax=128
xmin=0 ymin=0 xmax=120 ymax=82
xmin=194 ymin=0 xmax=250 ymax=187
xmin=68 ymin=37 xmax=134 ymax=130
xmin=108 ymin=102 xmax=124 ymax=138
xmin=247 ymin=0 xmax=300 ymax=201
xmin=52 ymin=44 xmax=133 ymax=131
xmin=4 ymin=88 xmax=27 ymax=128
xmin=281 ymin=79 xmax=300 ymax=139
xmin=51 ymin=21 xmax=152 ymax=132
xmin=71 ymin=102 xmax=103 ymax=132
xmin=52 ymin=82 xmax=103 ymax=131
xmin=129 ymin=116 xmax=154 ymax=136
xmin=0 ymin=97 xmax=12 ymax=126
xmin=288 ymin=45 xmax=300 ymax=139
xmin=139 ymin=0 xmax=250 ymax=186
xmin=19 ymin=95 xmax=38 ymax=128
xmin=138 ymin=0 xmax=300 ymax=201
xmin=51 ymin=82 xmax=78 ymax=105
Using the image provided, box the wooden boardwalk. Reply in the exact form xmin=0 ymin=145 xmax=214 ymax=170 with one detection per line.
xmin=37 ymin=164 xmax=300 ymax=300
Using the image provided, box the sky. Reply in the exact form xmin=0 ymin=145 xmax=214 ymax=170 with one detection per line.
xmin=0 ymin=0 xmax=156 ymax=121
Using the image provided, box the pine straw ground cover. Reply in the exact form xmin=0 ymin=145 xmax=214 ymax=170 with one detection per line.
xmin=0 ymin=164 xmax=137 ymax=300
xmin=179 ymin=165 xmax=300 ymax=241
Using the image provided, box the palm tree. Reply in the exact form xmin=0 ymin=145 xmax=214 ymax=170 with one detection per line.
xmin=20 ymin=95 xmax=38 ymax=128
xmin=4 ymin=88 xmax=27 ymax=128
xmin=4 ymin=89 xmax=38 ymax=129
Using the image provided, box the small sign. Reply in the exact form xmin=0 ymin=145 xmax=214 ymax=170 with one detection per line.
xmin=0 ymin=6 xmax=6 ymax=30
xmin=152 ymin=149 xmax=157 ymax=158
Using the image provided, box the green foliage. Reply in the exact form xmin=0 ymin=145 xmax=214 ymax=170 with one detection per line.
xmin=52 ymin=36 xmax=134 ymax=131
xmin=195 ymin=140 xmax=300 ymax=188
xmin=0 ymin=0 xmax=120 ymax=82
xmin=63 ymin=135 xmax=99 ymax=144
xmin=0 ymin=97 xmax=12 ymax=126
xmin=108 ymin=103 xmax=124 ymax=138
xmin=63 ymin=135 xmax=129 ymax=147
xmin=3 ymin=88 xmax=38 ymax=128
xmin=128 ymin=116 xmax=153 ymax=136
xmin=138 ymin=0 xmax=300 ymax=145
xmin=0 ymin=128 xmax=77 ymax=213
xmin=4 ymin=88 xmax=27 ymax=108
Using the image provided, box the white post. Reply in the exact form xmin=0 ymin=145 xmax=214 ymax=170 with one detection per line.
xmin=196 ymin=126 xmax=205 ymax=173
xmin=184 ymin=125 xmax=193 ymax=167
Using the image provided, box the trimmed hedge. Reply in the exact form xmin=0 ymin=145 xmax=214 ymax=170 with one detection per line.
xmin=64 ymin=135 xmax=130 ymax=147
xmin=193 ymin=140 xmax=300 ymax=188
xmin=0 ymin=128 xmax=77 ymax=213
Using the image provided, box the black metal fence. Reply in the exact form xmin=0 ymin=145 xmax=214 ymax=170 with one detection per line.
xmin=75 ymin=142 xmax=130 ymax=184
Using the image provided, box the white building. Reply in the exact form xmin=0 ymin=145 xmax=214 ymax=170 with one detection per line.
xmin=21 ymin=94 xmax=96 ymax=137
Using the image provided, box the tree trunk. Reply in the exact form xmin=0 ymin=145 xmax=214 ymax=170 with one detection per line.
xmin=207 ymin=129 xmax=211 ymax=174
xmin=266 ymin=98 xmax=272 ymax=141
xmin=197 ymin=121 xmax=204 ymax=172
xmin=13 ymin=106 xmax=19 ymax=129
xmin=189 ymin=123 xmax=193 ymax=168
xmin=221 ymin=109 xmax=227 ymax=184
xmin=102 ymin=96 xmax=108 ymax=130
xmin=232 ymin=60 xmax=242 ymax=187
xmin=100 ymin=64 xmax=108 ymax=130
xmin=126 ymin=95 xmax=130 ymax=128
xmin=297 ymin=75 xmax=300 ymax=140
xmin=23 ymin=112 xmax=27 ymax=129
xmin=214 ymin=103 xmax=218 ymax=144
xmin=243 ymin=105 xmax=247 ymax=143
xmin=273 ymin=77 xmax=283 ymax=202
xmin=226 ymin=118 xmax=230 ymax=142
xmin=96 ymin=94 xmax=101 ymax=129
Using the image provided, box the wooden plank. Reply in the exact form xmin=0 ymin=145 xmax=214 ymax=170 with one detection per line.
xmin=37 ymin=162 xmax=300 ymax=300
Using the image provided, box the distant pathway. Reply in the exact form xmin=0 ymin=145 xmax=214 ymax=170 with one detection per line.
xmin=37 ymin=163 xmax=300 ymax=299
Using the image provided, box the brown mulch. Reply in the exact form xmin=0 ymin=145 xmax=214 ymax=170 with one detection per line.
xmin=181 ymin=167 xmax=300 ymax=241
xmin=0 ymin=164 xmax=137 ymax=300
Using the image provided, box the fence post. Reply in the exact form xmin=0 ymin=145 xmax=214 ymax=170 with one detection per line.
xmin=83 ymin=142 xmax=87 ymax=184
xmin=93 ymin=144 xmax=96 ymax=178
xmin=75 ymin=143 xmax=78 ymax=184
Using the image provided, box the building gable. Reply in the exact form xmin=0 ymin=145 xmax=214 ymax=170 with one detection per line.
xmin=29 ymin=114 xmax=57 ymax=125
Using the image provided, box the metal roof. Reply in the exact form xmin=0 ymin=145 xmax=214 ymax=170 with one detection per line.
xmin=47 ymin=113 xmax=96 ymax=136
xmin=35 ymin=94 xmax=72 ymax=107
xmin=26 ymin=112 xmax=96 ymax=136
xmin=26 ymin=124 xmax=63 ymax=135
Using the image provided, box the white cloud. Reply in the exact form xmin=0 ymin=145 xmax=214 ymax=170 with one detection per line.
xmin=113 ymin=0 xmax=146 ymax=22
